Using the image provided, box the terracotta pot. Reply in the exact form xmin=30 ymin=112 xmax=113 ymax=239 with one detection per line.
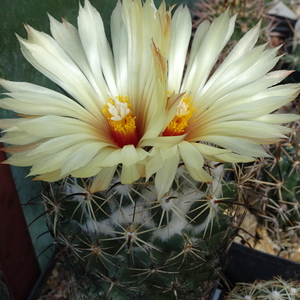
xmin=0 ymin=143 xmax=40 ymax=300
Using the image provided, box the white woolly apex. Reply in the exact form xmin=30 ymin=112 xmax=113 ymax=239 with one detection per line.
xmin=141 ymin=185 xmax=158 ymax=204
xmin=80 ymin=219 xmax=116 ymax=237
xmin=209 ymin=161 xmax=224 ymax=196
xmin=111 ymin=182 xmax=133 ymax=195
xmin=160 ymin=196 xmax=175 ymax=211
xmin=155 ymin=214 xmax=190 ymax=241
xmin=269 ymin=291 xmax=281 ymax=300
xmin=80 ymin=219 xmax=101 ymax=233
xmin=256 ymin=283 xmax=265 ymax=289
xmin=244 ymin=296 xmax=252 ymax=300
xmin=194 ymin=218 xmax=209 ymax=234
xmin=289 ymin=287 xmax=297 ymax=295
xmin=126 ymin=229 xmax=136 ymax=243
xmin=163 ymin=185 xmax=204 ymax=213
xmin=177 ymin=187 xmax=204 ymax=214
xmin=209 ymin=197 xmax=219 ymax=210
xmin=176 ymin=164 xmax=185 ymax=178
xmin=110 ymin=202 xmax=155 ymax=228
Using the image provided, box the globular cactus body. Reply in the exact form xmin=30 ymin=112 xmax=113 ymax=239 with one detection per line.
xmin=44 ymin=165 xmax=235 ymax=299
xmin=260 ymin=121 xmax=300 ymax=237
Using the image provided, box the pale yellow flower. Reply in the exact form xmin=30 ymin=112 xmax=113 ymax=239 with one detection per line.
xmin=1 ymin=1 xmax=299 ymax=199
xmin=0 ymin=0 xmax=182 ymax=193
xmin=146 ymin=8 xmax=300 ymax=199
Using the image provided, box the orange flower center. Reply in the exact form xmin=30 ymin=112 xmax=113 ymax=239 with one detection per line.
xmin=102 ymin=96 xmax=139 ymax=148
xmin=163 ymin=95 xmax=196 ymax=136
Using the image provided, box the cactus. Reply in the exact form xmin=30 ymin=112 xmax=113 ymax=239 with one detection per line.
xmin=222 ymin=117 xmax=300 ymax=261
xmin=224 ymin=276 xmax=300 ymax=300
xmin=41 ymin=162 xmax=239 ymax=299
xmin=264 ymin=124 xmax=299 ymax=223
xmin=0 ymin=0 xmax=300 ymax=299
xmin=252 ymin=119 xmax=300 ymax=254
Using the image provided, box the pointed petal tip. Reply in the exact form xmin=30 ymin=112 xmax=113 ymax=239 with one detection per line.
xmin=0 ymin=147 xmax=9 ymax=154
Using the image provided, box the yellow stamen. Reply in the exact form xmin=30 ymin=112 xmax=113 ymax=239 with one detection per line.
xmin=102 ymin=96 xmax=139 ymax=147
xmin=163 ymin=95 xmax=196 ymax=136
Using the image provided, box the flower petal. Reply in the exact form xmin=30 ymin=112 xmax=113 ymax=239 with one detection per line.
xmin=182 ymin=10 xmax=236 ymax=95
xmin=49 ymin=15 xmax=107 ymax=99
xmin=167 ymin=5 xmax=191 ymax=93
xmin=90 ymin=167 xmax=117 ymax=193
xmin=155 ymin=147 xmax=180 ymax=199
xmin=178 ymin=141 xmax=212 ymax=182
xmin=17 ymin=28 xmax=103 ymax=116
xmin=78 ymin=0 xmax=118 ymax=97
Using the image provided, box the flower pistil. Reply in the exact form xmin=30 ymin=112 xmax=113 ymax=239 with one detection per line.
xmin=102 ymin=96 xmax=139 ymax=148
xmin=163 ymin=95 xmax=196 ymax=136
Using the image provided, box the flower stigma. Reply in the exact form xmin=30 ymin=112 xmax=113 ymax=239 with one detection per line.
xmin=163 ymin=94 xmax=196 ymax=136
xmin=102 ymin=96 xmax=139 ymax=148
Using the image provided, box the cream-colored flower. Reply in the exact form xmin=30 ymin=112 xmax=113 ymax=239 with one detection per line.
xmin=1 ymin=1 xmax=299 ymax=199
xmin=0 ymin=0 xmax=183 ymax=193
xmin=147 ymin=8 xmax=300 ymax=199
